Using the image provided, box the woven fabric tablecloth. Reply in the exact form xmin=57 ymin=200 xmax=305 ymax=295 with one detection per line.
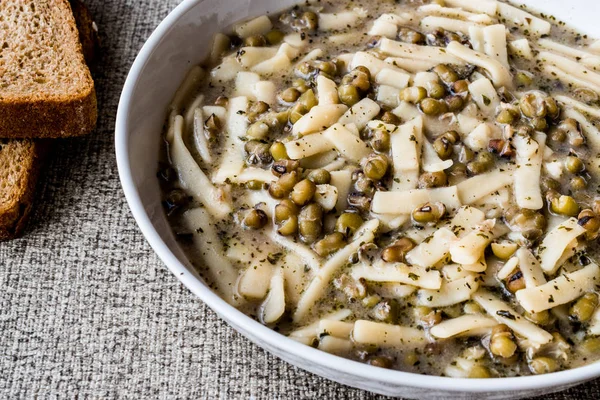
xmin=0 ymin=1 xmax=599 ymax=398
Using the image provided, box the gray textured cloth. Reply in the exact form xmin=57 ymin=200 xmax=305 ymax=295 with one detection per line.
xmin=0 ymin=1 xmax=598 ymax=398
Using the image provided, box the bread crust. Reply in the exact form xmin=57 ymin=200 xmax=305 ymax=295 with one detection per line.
xmin=0 ymin=0 xmax=97 ymax=139
xmin=0 ymin=140 xmax=49 ymax=241
xmin=0 ymin=90 xmax=97 ymax=139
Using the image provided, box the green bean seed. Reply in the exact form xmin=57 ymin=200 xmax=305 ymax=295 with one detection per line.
xmin=400 ymin=86 xmax=427 ymax=104
xmin=571 ymin=176 xmax=587 ymax=191
xmin=398 ymin=27 xmax=425 ymax=44
xmin=433 ymin=64 xmax=459 ymax=84
xmin=578 ymin=337 xmax=600 ymax=357
xmin=445 ymin=95 xmax=464 ymax=112
xmin=490 ymin=325 xmax=517 ymax=359
xmin=335 ymin=212 xmax=364 ymax=237
xmin=570 ymin=293 xmax=599 ymax=322
xmin=551 ymin=195 xmax=579 ymax=217
xmin=428 ymin=82 xmax=446 ymax=99
xmin=530 ymin=117 xmax=548 ymax=131
xmin=277 ymin=215 xmax=298 ymax=236
xmin=412 ymin=201 xmax=446 ymax=224
xmin=453 ymin=80 xmax=469 ymax=93
xmin=245 ymin=180 xmax=264 ymax=190
xmin=314 ymin=232 xmax=346 ymax=257
xmin=265 ymin=30 xmax=285 ymax=45
xmin=468 ymin=366 xmax=492 ymax=379
xmin=338 ymin=84 xmax=361 ymax=106
xmin=370 ymin=127 xmax=391 ymax=152
xmin=565 ymin=156 xmax=585 ymax=174
xmin=269 ymin=142 xmax=288 ymax=161
xmin=298 ymin=89 xmax=318 ymax=110
xmin=245 ymin=140 xmax=272 ymax=164
xmin=242 ymin=209 xmax=268 ymax=229
xmin=299 ymin=203 xmax=323 ymax=244
xmin=301 ymin=11 xmax=319 ymax=31
xmin=420 ymin=98 xmax=448 ymax=116
xmin=381 ymin=237 xmax=415 ymax=263
xmin=289 ymin=103 xmax=307 ymax=124
xmin=269 ymin=171 xmax=299 ymax=199
xmin=496 ymin=109 xmax=517 ymax=124
xmin=291 ymin=179 xmax=317 ymax=206
xmin=418 ymin=171 xmax=448 ymax=188
xmin=307 ymin=169 xmax=331 ymax=185
xmin=363 ymin=154 xmax=389 ymax=180
xmin=529 ymin=357 xmax=559 ymax=374
xmin=244 ymin=34 xmax=267 ymax=47
xmin=274 ymin=199 xmax=299 ymax=223
xmin=280 ymin=87 xmax=301 ymax=103
xmin=343 ymin=66 xmax=371 ymax=92
xmin=380 ymin=111 xmax=401 ymax=125
xmin=317 ymin=61 xmax=338 ymax=76
xmin=246 ymin=121 xmax=270 ymax=139
xmin=520 ymin=92 xmax=547 ymax=118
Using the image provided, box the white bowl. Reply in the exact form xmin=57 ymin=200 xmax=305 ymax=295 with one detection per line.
xmin=115 ymin=0 xmax=600 ymax=398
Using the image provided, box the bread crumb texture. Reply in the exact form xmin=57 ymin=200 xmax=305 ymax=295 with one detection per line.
xmin=0 ymin=0 xmax=90 ymax=98
xmin=0 ymin=139 xmax=39 ymax=239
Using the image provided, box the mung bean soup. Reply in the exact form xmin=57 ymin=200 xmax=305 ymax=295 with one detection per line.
xmin=159 ymin=0 xmax=600 ymax=377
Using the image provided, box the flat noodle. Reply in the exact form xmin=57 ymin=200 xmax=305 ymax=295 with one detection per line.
xmin=238 ymin=262 xmax=273 ymax=299
xmin=516 ymin=263 xmax=600 ymax=313
xmin=192 ymin=108 xmax=213 ymax=164
xmin=421 ymin=16 xmax=481 ymax=34
xmin=539 ymin=51 xmax=600 ymax=88
xmin=496 ymin=2 xmax=550 ymax=36
xmin=473 ymin=289 xmax=553 ymax=346
xmin=182 ymin=208 xmax=240 ymax=305
xmin=292 ymin=104 xmax=348 ymax=135
xmin=293 ymin=220 xmax=379 ymax=322
xmin=417 ymin=275 xmax=479 ymax=307
xmin=350 ymin=261 xmax=442 ymax=289
xmin=447 ymin=41 xmax=512 ymax=88
xmin=371 ymin=186 xmax=461 ymax=215
xmin=170 ymin=116 xmax=232 ymax=218
xmin=352 ymin=320 xmax=426 ymax=347
xmin=379 ymin=38 xmax=464 ymax=64
xmin=515 ymin=248 xmax=546 ymax=288
xmin=538 ymin=38 xmax=600 ymax=68
xmin=405 ymin=227 xmax=457 ymax=267
xmin=261 ymin=268 xmax=286 ymax=324
xmin=390 ymin=116 xmax=422 ymax=190
xmin=323 ymin=123 xmax=371 ymax=163
xmin=457 ymin=169 xmax=514 ymax=205
xmin=444 ymin=0 xmax=497 ymax=14
xmin=513 ymin=133 xmax=544 ymax=210
xmin=538 ymin=218 xmax=587 ymax=274
xmin=289 ymin=309 xmax=352 ymax=338
xmin=317 ymin=320 xmax=355 ymax=338
xmin=430 ymin=314 xmax=497 ymax=339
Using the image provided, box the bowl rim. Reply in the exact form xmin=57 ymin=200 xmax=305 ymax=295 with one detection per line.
xmin=115 ymin=0 xmax=600 ymax=393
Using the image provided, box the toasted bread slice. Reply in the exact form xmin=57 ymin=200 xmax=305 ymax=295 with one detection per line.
xmin=0 ymin=0 xmax=98 ymax=241
xmin=0 ymin=0 xmax=97 ymax=139
xmin=0 ymin=139 xmax=47 ymax=240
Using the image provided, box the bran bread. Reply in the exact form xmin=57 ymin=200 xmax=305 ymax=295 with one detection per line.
xmin=0 ymin=0 xmax=97 ymax=139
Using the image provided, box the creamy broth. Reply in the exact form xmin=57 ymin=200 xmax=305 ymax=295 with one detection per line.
xmin=159 ymin=0 xmax=600 ymax=377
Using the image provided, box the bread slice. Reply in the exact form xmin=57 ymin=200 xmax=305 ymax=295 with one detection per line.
xmin=0 ymin=139 xmax=47 ymax=240
xmin=0 ymin=0 xmax=97 ymax=139
xmin=0 ymin=0 xmax=98 ymax=241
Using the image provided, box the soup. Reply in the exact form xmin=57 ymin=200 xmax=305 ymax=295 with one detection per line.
xmin=158 ymin=0 xmax=600 ymax=378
